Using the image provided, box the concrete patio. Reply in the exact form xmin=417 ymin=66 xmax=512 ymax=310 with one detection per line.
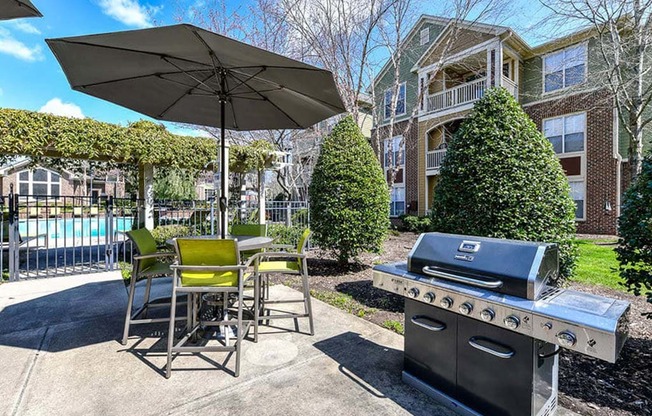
xmin=0 ymin=272 xmax=579 ymax=416
xmin=0 ymin=271 xmax=454 ymax=416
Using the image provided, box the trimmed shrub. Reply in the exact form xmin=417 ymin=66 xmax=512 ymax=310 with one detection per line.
xmin=430 ymin=88 xmax=578 ymax=282
xmin=267 ymin=224 xmax=305 ymax=247
xmin=616 ymin=155 xmax=652 ymax=317
xmin=309 ymin=116 xmax=390 ymax=264
xmin=400 ymin=215 xmax=432 ymax=233
xmin=150 ymin=224 xmax=192 ymax=246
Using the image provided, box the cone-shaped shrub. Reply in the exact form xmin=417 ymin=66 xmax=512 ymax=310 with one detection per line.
xmin=616 ymin=155 xmax=652 ymax=317
xmin=309 ymin=116 xmax=390 ymax=265
xmin=430 ymin=88 xmax=578 ymax=281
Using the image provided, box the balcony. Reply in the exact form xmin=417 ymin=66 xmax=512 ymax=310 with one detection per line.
xmin=426 ymin=148 xmax=447 ymax=172
xmin=424 ymin=76 xmax=517 ymax=115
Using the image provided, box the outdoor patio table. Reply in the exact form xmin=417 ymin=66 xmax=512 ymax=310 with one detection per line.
xmin=165 ymin=235 xmax=274 ymax=253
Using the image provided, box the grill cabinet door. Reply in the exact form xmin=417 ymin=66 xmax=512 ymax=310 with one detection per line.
xmin=456 ymin=315 xmax=535 ymax=416
xmin=404 ymin=299 xmax=457 ymax=397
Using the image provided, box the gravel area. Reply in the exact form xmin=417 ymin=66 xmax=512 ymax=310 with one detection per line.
xmin=270 ymin=232 xmax=651 ymax=416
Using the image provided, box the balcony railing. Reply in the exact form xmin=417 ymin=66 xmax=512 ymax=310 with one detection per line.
xmin=427 ymin=78 xmax=486 ymax=113
xmin=502 ymin=75 xmax=518 ymax=99
xmin=426 ymin=149 xmax=447 ymax=171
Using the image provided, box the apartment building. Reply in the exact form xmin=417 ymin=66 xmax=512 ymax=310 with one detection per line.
xmin=371 ymin=15 xmax=642 ymax=234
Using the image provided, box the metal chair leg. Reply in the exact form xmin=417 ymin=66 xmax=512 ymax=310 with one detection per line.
xmin=301 ymin=265 xmax=314 ymax=336
xmin=253 ymin=273 xmax=260 ymax=343
xmin=122 ymin=276 xmax=138 ymax=345
xmin=142 ymin=276 xmax=153 ymax=318
xmin=235 ymin=294 xmax=243 ymax=377
xmin=165 ymin=283 xmax=178 ymax=379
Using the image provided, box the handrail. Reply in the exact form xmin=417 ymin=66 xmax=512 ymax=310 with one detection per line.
xmin=427 ymin=77 xmax=486 ymax=113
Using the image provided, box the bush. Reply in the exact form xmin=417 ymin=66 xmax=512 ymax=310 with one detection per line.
xmin=150 ymin=224 xmax=192 ymax=246
xmin=616 ymin=155 xmax=652 ymax=317
xmin=267 ymin=224 xmax=305 ymax=247
xmin=430 ymin=88 xmax=578 ymax=282
xmin=400 ymin=215 xmax=432 ymax=233
xmin=309 ymin=116 xmax=390 ymax=265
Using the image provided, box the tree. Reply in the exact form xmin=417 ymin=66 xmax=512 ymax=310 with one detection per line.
xmin=616 ymin=153 xmax=652 ymax=317
xmin=309 ymin=116 xmax=390 ymax=265
xmin=539 ymin=0 xmax=652 ymax=180
xmin=153 ymin=169 xmax=196 ymax=200
xmin=430 ymin=88 xmax=578 ymax=280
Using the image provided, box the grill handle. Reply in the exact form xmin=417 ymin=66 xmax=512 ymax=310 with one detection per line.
xmin=468 ymin=337 xmax=515 ymax=359
xmin=411 ymin=316 xmax=446 ymax=332
xmin=422 ymin=266 xmax=503 ymax=289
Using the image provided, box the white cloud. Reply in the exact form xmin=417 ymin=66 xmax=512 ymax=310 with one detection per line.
xmin=11 ymin=21 xmax=41 ymax=35
xmin=0 ymin=27 xmax=43 ymax=62
xmin=39 ymin=98 xmax=85 ymax=119
xmin=98 ymin=0 xmax=156 ymax=28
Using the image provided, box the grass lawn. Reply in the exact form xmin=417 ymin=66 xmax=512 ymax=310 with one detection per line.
xmin=572 ymin=238 xmax=626 ymax=292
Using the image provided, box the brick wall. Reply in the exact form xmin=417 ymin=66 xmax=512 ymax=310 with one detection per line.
xmin=524 ymin=90 xmax=619 ymax=235
xmin=371 ymin=119 xmax=419 ymax=215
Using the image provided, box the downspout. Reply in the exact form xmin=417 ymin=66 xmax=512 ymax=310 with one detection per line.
xmin=613 ymin=107 xmax=622 ymax=218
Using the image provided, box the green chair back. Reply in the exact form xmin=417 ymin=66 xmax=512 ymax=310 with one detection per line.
xmin=175 ymin=238 xmax=240 ymax=287
xmin=297 ymin=229 xmax=312 ymax=254
xmin=231 ymin=224 xmax=267 ymax=237
xmin=127 ymin=228 xmax=159 ymax=273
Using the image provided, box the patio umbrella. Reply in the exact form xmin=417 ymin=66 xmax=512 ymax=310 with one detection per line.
xmin=46 ymin=24 xmax=345 ymax=238
xmin=0 ymin=0 xmax=42 ymax=20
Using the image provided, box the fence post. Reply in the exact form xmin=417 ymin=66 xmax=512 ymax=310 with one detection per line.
xmin=8 ymin=184 xmax=19 ymax=281
xmin=105 ymin=195 xmax=114 ymax=271
xmin=258 ymin=170 xmax=266 ymax=225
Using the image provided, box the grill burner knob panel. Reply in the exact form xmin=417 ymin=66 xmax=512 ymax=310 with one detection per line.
xmin=423 ymin=292 xmax=436 ymax=303
xmin=440 ymin=297 xmax=454 ymax=309
xmin=504 ymin=315 xmax=520 ymax=330
xmin=459 ymin=302 xmax=473 ymax=315
xmin=557 ymin=331 xmax=577 ymax=347
xmin=480 ymin=308 xmax=495 ymax=322
xmin=407 ymin=288 xmax=420 ymax=299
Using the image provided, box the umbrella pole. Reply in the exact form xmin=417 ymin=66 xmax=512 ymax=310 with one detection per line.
xmin=219 ymin=72 xmax=228 ymax=239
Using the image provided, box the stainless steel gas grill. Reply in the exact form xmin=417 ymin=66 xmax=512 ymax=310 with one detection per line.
xmin=373 ymin=232 xmax=630 ymax=416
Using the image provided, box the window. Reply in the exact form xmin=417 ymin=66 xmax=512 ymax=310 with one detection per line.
xmin=17 ymin=168 xmax=61 ymax=197
xmin=569 ymin=180 xmax=585 ymax=220
xmin=544 ymin=44 xmax=586 ymax=93
xmin=204 ymin=188 xmax=215 ymax=201
xmin=420 ymin=28 xmax=429 ymax=46
xmin=384 ymin=136 xmax=404 ymax=169
xmin=390 ymin=186 xmax=405 ymax=217
xmin=384 ymin=83 xmax=406 ymax=119
xmin=543 ymin=113 xmax=585 ymax=154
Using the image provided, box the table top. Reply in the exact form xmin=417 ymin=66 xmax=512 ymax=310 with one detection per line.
xmin=166 ymin=235 xmax=274 ymax=251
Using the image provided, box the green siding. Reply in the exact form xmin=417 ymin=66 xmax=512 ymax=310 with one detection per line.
xmin=521 ymin=38 xmax=603 ymax=105
xmin=617 ymin=108 xmax=652 ymax=158
xmin=373 ymin=21 xmax=446 ymax=124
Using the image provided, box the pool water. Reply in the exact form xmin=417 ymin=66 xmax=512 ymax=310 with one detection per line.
xmin=19 ymin=217 xmax=134 ymax=239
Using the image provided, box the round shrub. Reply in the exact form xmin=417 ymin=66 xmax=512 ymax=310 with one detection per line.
xmin=430 ymin=88 xmax=578 ymax=281
xmin=150 ymin=224 xmax=192 ymax=246
xmin=616 ymin=154 xmax=652 ymax=317
xmin=309 ymin=116 xmax=390 ymax=265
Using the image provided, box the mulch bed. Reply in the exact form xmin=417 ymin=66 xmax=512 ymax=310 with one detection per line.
xmin=270 ymin=232 xmax=651 ymax=416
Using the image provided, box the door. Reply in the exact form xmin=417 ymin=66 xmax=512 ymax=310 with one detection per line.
xmin=456 ymin=315 xmax=535 ymax=416
xmin=404 ymin=299 xmax=457 ymax=397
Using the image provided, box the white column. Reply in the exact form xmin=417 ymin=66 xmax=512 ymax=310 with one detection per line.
xmin=495 ymin=41 xmax=503 ymax=88
xmin=138 ymin=163 xmax=154 ymax=230
xmin=486 ymin=48 xmax=492 ymax=88
xmin=258 ymin=170 xmax=266 ymax=225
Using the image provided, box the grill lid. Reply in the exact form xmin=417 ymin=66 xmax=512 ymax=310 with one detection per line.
xmin=407 ymin=232 xmax=558 ymax=300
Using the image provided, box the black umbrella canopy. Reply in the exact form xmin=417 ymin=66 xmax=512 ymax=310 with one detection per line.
xmin=46 ymin=24 xmax=346 ymax=130
xmin=47 ymin=24 xmax=346 ymax=237
xmin=0 ymin=0 xmax=42 ymax=20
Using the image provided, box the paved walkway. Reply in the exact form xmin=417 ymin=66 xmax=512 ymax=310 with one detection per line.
xmin=0 ymin=273 xmax=578 ymax=416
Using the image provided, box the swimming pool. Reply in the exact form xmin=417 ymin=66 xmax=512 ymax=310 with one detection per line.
xmin=19 ymin=217 xmax=134 ymax=239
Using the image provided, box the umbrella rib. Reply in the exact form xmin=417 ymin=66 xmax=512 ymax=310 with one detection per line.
xmin=76 ymin=69 xmax=209 ymax=89
xmin=227 ymin=67 xmax=266 ymax=94
xmin=157 ymin=72 xmax=217 ymax=119
xmin=18 ymin=0 xmax=43 ymax=17
xmin=162 ymin=57 xmax=221 ymax=95
xmin=158 ymin=74 xmax=215 ymax=94
xmin=229 ymin=71 xmax=302 ymax=128
xmin=229 ymin=67 xmax=344 ymax=112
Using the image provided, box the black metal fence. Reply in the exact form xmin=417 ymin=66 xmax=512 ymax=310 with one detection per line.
xmin=1 ymin=189 xmax=309 ymax=281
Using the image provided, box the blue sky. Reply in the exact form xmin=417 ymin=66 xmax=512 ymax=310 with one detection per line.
xmin=0 ymin=0 xmax=556 ymax=136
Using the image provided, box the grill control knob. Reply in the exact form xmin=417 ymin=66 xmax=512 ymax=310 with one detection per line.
xmin=423 ymin=292 xmax=436 ymax=303
xmin=440 ymin=297 xmax=453 ymax=309
xmin=459 ymin=302 xmax=473 ymax=315
xmin=480 ymin=308 xmax=495 ymax=322
xmin=556 ymin=331 xmax=577 ymax=348
xmin=407 ymin=288 xmax=420 ymax=299
xmin=504 ymin=315 xmax=520 ymax=330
